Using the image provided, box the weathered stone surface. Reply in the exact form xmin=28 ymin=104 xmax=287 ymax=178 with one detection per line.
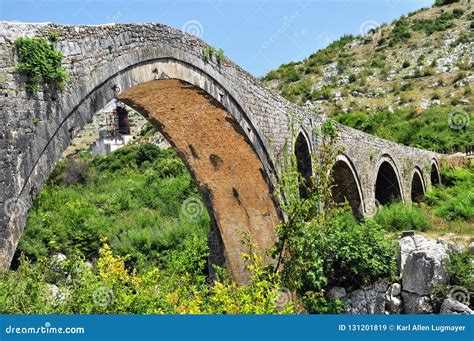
xmin=402 ymin=291 xmax=433 ymax=314
xmin=51 ymin=252 xmax=67 ymax=273
xmin=386 ymin=295 xmax=403 ymax=314
xmin=440 ymin=298 xmax=473 ymax=315
xmin=387 ymin=283 xmax=401 ymax=297
xmin=327 ymin=287 xmax=347 ymax=301
xmin=0 ymin=21 xmax=441 ymax=283
xmin=385 ymin=283 xmax=402 ymax=314
xmin=45 ymin=283 xmax=68 ymax=305
xmin=343 ymin=281 xmax=388 ymax=314
xmin=400 ymin=236 xmax=450 ymax=296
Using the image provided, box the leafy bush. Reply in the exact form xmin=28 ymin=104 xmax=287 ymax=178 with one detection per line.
xmin=447 ymin=250 xmax=473 ymax=288
xmin=135 ymin=143 xmax=161 ymax=165
xmin=15 ymin=36 xmax=68 ymax=92
xmin=313 ymin=212 xmax=397 ymax=289
xmin=282 ymin=65 xmax=300 ymax=83
xmin=389 ymin=18 xmax=412 ymax=46
xmin=373 ymin=202 xmax=432 ymax=232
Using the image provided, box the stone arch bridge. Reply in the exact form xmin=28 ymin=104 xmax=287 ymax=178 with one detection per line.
xmin=0 ymin=22 xmax=441 ymax=282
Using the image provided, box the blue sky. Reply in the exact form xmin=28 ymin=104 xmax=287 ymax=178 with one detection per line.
xmin=0 ymin=0 xmax=434 ymax=76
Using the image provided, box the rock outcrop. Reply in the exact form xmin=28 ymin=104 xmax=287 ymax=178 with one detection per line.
xmin=327 ymin=234 xmax=472 ymax=315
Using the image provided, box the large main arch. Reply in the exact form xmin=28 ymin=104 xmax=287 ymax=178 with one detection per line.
xmin=1 ymin=54 xmax=281 ymax=283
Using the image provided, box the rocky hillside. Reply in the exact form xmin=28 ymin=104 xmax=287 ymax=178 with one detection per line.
xmin=263 ymin=0 xmax=473 ymax=116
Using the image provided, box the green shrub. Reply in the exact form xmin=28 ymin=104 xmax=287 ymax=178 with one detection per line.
xmin=314 ymin=213 xmax=397 ymax=289
xmin=389 ymin=19 xmax=412 ymax=46
xmin=282 ymin=66 xmax=300 ymax=83
xmin=273 ymin=126 xmax=397 ymax=297
xmin=15 ymin=36 xmax=68 ymax=92
xmin=447 ymin=250 xmax=473 ymax=288
xmin=411 ymin=11 xmax=457 ymax=35
xmin=373 ymin=202 xmax=432 ymax=232
xmin=136 ymin=143 xmax=161 ymax=165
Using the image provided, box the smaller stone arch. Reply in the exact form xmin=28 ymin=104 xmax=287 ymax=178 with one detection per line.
xmin=430 ymin=159 xmax=441 ymax=186
xmin=294 ymin=130 xmax=312 ymax=199
xmin=332 ymin=154 xmax=364 ymax=217
xmin=374 ymin=155 xmax=403 ymax=205
xmin=411 ymin=167 xmax=426 ymax=203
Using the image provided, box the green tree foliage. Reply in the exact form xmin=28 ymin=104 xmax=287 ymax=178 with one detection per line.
xmin=15 ymin=35 xmax=68 ymax=92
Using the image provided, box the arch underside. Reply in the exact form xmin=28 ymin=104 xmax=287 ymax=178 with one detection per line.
xmin=375 ymin=161 xmax=402 ymax=205
xmin=411 ymin=170 xmax=425 ymax=203
xmin=431 ymin=163 xmax=441 ymax=186
xmin=118 ymin=79 xmax=279 ymax=282
xmin=332 ymin=160 xmax=362 ymax=217
xmin=294 ymin=132 xmax=312 ymax=199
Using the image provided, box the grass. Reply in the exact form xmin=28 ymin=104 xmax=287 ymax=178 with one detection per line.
xmin=373 ymin=202 xmax=432 ymax=232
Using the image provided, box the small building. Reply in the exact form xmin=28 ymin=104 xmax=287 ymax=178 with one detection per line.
xmin=91 ymin=105 xmax=134 ymax=155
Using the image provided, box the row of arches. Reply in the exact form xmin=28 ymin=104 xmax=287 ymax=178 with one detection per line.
xmin=293 ymin=131 xmax=441 ymax=216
